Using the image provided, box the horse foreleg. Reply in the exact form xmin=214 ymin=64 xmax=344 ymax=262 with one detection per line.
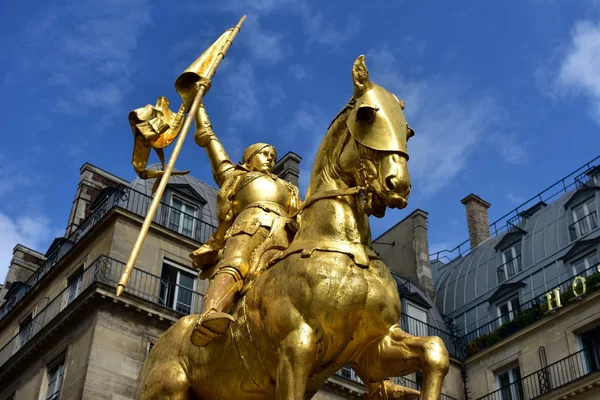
xmin=353 ymin=324 xmax=448 ymax=400
xmin=276 ymin=323 xmax=316 ymax=400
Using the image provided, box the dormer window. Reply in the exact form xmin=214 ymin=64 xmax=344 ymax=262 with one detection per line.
xmin=569 ymin=197 xmax=598 ymax=241
xmin=571 ymin=251 xmax=599 ymax=278
xmin=497 ymin=242 xmax=522 ymax=283
xmin=559 ymin=237 xmax=600 ymax=278
xmin=495 ymin=230 xmax=526 ymax=284
xmin=497 ymin=296 xmax=520 ymax=325
xmin=169 ymin=197 xmax=198 ymax=238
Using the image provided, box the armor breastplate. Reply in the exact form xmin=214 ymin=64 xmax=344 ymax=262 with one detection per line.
xmin=232 ymin=173 xmax=291 ymax=213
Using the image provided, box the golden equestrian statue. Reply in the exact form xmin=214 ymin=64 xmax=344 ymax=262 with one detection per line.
xmin=120 ymin=17 xmax=449 ymax=400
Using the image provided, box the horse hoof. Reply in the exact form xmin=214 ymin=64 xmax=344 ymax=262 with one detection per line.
xmin=383 ymin=381 xmax=420 ymax=399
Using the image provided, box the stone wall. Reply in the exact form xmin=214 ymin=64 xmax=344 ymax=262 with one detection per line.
xmin=0 ymin=308 xmax=97 ymax=400
xmin=373 ymin=209 xmax=434 ymax=299
xmin=465 ymin=292 xmax=600 ymax=399
xmin=0 ymin=221 xmax=115 ymax=349
xmin=83 ymin=307 xmax=166 ymax=399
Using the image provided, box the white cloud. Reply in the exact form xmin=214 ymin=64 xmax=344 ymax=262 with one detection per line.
xmin=506 ymin=191 xmax=525 ymax=205
xmin=0 ymin=154 xmax=31 ymax=199
xmin=24 ymin=0 xmax=152 ymax=118
xmin=192 ymin=0 xmax=356 ymax=59
xmin=366 ymin=47 xmax=512 ymax=195
xmin=279 ymin=105 xmax=330 ymax=196
xmin=0 ymin=213 xmax=54 ymax=284
xmin=243 ymin=16 xmax=287 ymax=64
xmin=219 ymin=61 xmax=260 ymax=125
xmin=289 ymin=64 xmax=308 ymax=81
xmin=540 ymin=19 xmax=600 ymax=124
xmin=487 ymin=131 xmax=529 ymax=165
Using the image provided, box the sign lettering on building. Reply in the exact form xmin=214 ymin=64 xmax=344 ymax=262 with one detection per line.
xmin=544 ymin=267 xmax=596 ymax=311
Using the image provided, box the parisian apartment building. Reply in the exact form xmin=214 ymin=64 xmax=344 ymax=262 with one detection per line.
xmin=0 ymin=151 xmax=599 ymax=400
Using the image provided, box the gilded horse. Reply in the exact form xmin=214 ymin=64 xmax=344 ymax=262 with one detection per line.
xmin=138 ymin=55 xmax=449 ymax=400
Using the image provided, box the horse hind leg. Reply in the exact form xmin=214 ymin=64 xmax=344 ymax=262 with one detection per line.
xmin=276 ymin=323 xmax=317 ymax=400
xmin=353 ymin=324 xmax=449 ymax=400
xmin=138 ymin=360 xmax=192 ymax=400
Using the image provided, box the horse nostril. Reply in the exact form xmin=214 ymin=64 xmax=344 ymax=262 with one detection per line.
xmin=386 ymin=176 xmax=399 ymax=191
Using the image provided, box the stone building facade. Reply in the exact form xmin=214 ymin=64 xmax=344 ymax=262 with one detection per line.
xmin=1 ymin=152 xmax=599 ymax=400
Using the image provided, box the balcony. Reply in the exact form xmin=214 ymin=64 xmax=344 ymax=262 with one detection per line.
xmin=0 ymin=256 xmax=204 ymax=370
xmin=465 ymin=263 xmax=600 ymax=357
xmin=497 ymin=255 xmax=523 ymax=284
xmin=476 ymin=349 xmax=600 ymax=400
xmin=0 ymin=186 xmax=216 ymax=321
xmin=569 ymin=211 xmax=598 ymax=241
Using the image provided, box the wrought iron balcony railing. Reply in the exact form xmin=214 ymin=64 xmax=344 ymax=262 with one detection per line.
xmin=497 ymin=255 xmax=523 ymax=284
xmin=464 ymin=263 xmax=600 ymax=357
xmin=431 ymin=155 xmax=600 ymax=264
xmin=400 ymin=314 xmax=463 ymax=360
xmin=476 ymin=348 xmax=600 ymax=400
xmin=0 ymin=186 xmax=216 ymax=321
xmin=334 ymin=368 xmax=458 ymax=400
xmin=0 ymin=255 xmax=204 ymax=370
xmin=569 ymin=211 xmax=598 ymax=241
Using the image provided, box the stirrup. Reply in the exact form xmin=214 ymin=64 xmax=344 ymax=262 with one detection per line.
xmin=190 ymin=311 xmax=235 ymax=347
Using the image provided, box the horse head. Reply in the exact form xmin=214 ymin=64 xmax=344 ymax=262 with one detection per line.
xmin=337 ymin=55 xmax=413 ymax=218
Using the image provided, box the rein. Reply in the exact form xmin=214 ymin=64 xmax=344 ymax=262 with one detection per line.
xmin=290 ymin=186 xmax=365 ymax=218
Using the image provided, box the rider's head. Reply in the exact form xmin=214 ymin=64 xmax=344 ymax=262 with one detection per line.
xmin=243 ymin=143 xmax=277 ymax=173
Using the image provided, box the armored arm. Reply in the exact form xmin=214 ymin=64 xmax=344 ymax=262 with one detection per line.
xmin=194 ymin=103 xmax=235 ymax=187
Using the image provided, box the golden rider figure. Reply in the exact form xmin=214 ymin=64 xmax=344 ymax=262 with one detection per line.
xmin=189 ymin=102 xmax=302 ymax=347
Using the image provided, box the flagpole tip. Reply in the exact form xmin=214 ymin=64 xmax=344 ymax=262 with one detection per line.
xmin=116 ymin=285 xmax=125 ymax=297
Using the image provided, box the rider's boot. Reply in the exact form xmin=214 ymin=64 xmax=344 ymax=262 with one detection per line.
xmin=190 ymin=271 xmax=240 ymax=347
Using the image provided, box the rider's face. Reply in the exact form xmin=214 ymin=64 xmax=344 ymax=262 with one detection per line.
xmin=248 ymin=147 xmax=276 ymax=173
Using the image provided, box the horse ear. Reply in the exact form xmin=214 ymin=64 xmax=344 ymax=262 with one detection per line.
xmin=352 ymin=55 xmax=373 ymax=97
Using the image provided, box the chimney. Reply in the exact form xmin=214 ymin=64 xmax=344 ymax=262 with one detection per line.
xmin=461 ymin=194 xmax=491 ymax=249
xmin=411 ymin=210 xmax=435 ymax=300
xmin=65 ymin=163 xmax=129 ymax=236
xmin=273 ymin=151 xmax=302 ymax=187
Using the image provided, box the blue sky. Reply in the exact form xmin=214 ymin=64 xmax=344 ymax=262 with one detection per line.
xmin=1 ymin=0 xmax=600 ymax=282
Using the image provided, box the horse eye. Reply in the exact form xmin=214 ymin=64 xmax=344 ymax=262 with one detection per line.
xmin=356 ymin=106 xmax=377 ymax=124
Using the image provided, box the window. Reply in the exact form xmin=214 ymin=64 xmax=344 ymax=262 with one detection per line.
xmin=66 ymin=270 xmax=83 ymax=305
xmin=17 ymin=314 xmax=33 ymax=349
xmin=497 ymin=297 xmax=520 ymax=325
xmin=571 ymin=251 xmax=599 ymax=277
xmin=168 ymin=197 xmax=197 ymax=238
xmin=338 ymin=365 xmax=362 ymax=383
xmin=405 ymin=302 xmax=428 ymax=336
xmin=498 ymin=243 xmax=522 ymax=283
xmin=159 ymin=262 xmax=196 ymax=314
xmin=569 ymin=197 xmax=598 ymax=241
xmin=579 ymin=325 xmax=600 ymax=374
xmin=496 ymin=364 xmax=523 ymax=400
xmin=45 ymin=358 xmax=65 ymax=400
xmin=147 ymin=341 xmax=155 ymax=357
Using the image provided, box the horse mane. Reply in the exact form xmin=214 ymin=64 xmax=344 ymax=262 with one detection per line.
xmin=307 ymin=100 xmax=354 ymax=194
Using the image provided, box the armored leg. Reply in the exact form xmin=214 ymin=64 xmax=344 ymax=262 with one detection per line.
xmin=190 ymin=228 xmax=268 ymax=347
xmin=190 ymin=268 xmax=242 ymax=347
